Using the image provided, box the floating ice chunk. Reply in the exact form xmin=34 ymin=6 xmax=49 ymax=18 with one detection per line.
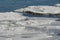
xmin=15 ymin=6 xmax=60 ymax=15
xmin=55 ymin=4 xmax=60 ymax=7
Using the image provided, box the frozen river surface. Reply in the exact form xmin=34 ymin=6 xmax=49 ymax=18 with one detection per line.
xmin=0 ymin=12 xmax=59 ymax=40
xmin=0 ymin=0 xmax=60 ymax=40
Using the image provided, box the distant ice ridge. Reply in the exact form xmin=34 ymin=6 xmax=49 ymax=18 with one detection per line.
xmin=15 ymin=5 xmax=60 ymax=15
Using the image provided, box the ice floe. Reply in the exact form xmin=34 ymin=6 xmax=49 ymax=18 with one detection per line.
xmin=15 ymin=6 xmax=60 ymax=15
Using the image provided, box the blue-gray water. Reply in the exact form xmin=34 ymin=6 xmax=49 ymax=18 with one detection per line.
xmin=0 ymin=0 xmax=60 ymax=12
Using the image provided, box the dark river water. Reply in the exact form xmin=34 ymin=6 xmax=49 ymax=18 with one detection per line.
xmin=0 ymin=0 xmax=60 ymax=12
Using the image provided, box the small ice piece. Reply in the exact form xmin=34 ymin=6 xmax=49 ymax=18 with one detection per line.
xmin=55 ymin=4 xmax=60 ymax=7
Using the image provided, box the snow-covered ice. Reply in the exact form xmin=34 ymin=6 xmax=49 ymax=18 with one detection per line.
xmin=15 ymin=6 xmax=60 ymax=14
xmin=0 ymin=12 xmax=26 ymax=20
xmin=55 ymin=4 xmax=60 ymax=7
xmin=0 ymin=11 xmax=60 ymax=40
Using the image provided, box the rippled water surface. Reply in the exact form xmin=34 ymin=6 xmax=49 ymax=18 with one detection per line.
xmin=0 ymin=0 xmax=60 ymax=12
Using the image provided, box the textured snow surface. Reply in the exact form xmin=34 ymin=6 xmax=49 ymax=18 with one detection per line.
xmin=0 ymin=12 xmax=60 ymax=40
xmin=0 ymin=12 xmax=26 ymax=20
xmin=15 ymin=6 xmax=60 ymax=14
